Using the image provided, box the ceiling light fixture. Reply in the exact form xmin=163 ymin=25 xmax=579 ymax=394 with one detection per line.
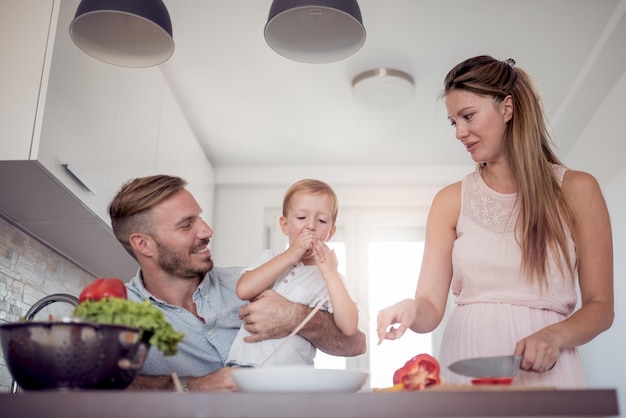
xmin=352 ymin=68 xmax=415 ymax=109
xmin=69 ymin=0 xmax=174 ymax=68
xmin=264 ymin=0 xmax=366 ymax=64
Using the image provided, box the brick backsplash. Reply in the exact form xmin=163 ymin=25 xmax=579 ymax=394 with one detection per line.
xmin=0 ymin=215 xmax=94 ymax=392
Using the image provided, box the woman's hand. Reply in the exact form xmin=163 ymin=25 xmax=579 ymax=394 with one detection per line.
xmin=514 ymin=327 xmax=560 ymax=373
xmin=376 ymin=299 xmax=418 ymax=344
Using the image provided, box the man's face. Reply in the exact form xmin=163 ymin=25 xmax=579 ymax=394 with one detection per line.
xmin=149 ymin=189 xmax=214 ymax=278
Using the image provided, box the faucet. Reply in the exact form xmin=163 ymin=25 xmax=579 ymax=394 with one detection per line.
xmin=23 ymin=293 xmax=79 ymax=321
xmin=11 ymin=293 xmax=79 ymax=393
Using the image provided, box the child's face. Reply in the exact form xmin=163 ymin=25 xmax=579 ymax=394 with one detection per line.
xmin=280 ymin=191 xmax=336 ymax=259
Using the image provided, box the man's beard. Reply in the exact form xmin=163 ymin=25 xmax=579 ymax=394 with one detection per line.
xmin=155 ymin=240 xmax=213 ymax=279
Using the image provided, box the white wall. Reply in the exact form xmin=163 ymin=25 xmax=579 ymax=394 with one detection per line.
xmin=580 ymin=166 xmax=626 ymax=410
xmin=211 ymin=164 xmax=472 ymax=266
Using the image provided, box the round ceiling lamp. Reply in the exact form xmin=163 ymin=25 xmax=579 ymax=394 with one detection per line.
xmin=264 ymin=0 xmax=366 ymax=64
xmin=352 ymin=68 xmax=415 ymax=109
xmin=69 ymin=0 xmax=174 ymax=68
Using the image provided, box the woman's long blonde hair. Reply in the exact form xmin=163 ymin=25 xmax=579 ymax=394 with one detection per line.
xmin=443 ymin=55 xmax=578 ymax=286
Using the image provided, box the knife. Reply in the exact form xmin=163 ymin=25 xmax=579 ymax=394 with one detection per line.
xmin=448 ymin=355 xmax=523 ymax=378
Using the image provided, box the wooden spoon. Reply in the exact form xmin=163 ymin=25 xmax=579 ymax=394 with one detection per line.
xmin=259 ymin=298 xmax=328 ymax=367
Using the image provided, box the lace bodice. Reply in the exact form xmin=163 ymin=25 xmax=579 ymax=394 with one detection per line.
xmin=450 ymin=166 xmax=576 ymax=315
xmin=464 ymin=171 xmax=517 ymax=235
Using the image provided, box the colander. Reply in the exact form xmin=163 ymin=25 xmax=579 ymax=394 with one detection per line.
xmin=0 ymin=318 xmax=151 ymax=390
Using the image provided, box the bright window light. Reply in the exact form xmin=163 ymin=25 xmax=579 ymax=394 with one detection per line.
xmin=367 ymin=241 xmax=431 ymax=388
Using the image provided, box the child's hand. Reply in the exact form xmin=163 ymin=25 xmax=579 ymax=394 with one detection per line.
xmin=286 ymin=229 xmax=315 ymax=261
xmin=313 ymin=240 xmax=338 ymax=276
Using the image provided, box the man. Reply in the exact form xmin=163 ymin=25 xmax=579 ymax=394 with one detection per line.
xmin=108 ymin=175 xmax=366 ymax=391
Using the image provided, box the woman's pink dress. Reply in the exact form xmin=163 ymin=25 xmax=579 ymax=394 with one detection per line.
xmin=438 ymin=166 xmax=586 ymax=388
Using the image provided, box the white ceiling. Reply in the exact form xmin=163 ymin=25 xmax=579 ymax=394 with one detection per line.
xmin=158 ymin=0 xmax=626 ymax=169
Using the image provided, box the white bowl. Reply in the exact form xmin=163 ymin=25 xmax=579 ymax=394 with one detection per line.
xmin=231 ymin=366 xmax=368 ymax=393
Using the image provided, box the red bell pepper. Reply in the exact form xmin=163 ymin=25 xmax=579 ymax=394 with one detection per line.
xmin=78 ymin=278 xmax=127 ymax=303
xmin=393 ymin=353 xmax=441 ymax=391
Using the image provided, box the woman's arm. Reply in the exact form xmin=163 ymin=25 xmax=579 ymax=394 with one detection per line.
xmin=560 ymin=170 xmax=614 ymax=343
xmin=514 ymin=170 xmax=614 ymax=371
xmin=377 ymin=183 xmax=459 ymax=341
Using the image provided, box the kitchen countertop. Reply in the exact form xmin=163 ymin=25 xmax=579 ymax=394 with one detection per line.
xmin=0 ymin=388 xmax=619 ymax=418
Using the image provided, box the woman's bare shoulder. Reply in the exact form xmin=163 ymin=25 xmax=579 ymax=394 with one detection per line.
xmin=434 ymin=181 xmax=462 ymax=200
xmin=431 ymin=181 xmax=462 ymax=216
xmin=562 ymin=169 xmax=602 ymax=195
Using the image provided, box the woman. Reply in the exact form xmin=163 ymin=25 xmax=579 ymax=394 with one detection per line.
xmin=376 ymin=55 xmax=614 ymax=387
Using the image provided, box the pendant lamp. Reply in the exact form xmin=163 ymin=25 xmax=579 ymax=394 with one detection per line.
xmin=264 ymin=0 xmax=366 ymax=64
xmin=69 ymin=0 xmax=174 ymax=68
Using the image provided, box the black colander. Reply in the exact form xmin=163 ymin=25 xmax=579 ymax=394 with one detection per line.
xmin=0 ymin=318 xmax=150 ymax=390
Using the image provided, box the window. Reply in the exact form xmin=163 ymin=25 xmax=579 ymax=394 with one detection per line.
xmin=366 ymin=240 xmax=431 ymax=388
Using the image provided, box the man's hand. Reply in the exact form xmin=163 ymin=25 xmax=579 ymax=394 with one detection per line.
xmin=239 ymin=289 xmax=366 ymax=356
xmin=239 ymin=289 xmax=307 ymax=342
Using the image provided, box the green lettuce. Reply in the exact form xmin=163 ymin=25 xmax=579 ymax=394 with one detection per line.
xmin=73 ymin=298 xmax=184 ymax=356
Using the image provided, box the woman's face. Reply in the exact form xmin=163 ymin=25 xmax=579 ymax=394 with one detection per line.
xmin=445 ymin=89 xmax=512 ymax=165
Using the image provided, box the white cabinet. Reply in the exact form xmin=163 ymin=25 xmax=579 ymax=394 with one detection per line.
xmin=0 ymin=0 xmax=139 ymax=278
xmin=0 ymin=0 xmax=214 ymax=278
xmin=35 ymin=0 xmax=168 ymax=222
xmin=0 ymin=0 xmax=55 ymax=159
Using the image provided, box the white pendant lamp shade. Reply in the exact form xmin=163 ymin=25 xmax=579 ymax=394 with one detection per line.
xmin=265 ymin=0 xmax=366 ymax=64
xmin=69 ymin=0 xmax=174 ymax=68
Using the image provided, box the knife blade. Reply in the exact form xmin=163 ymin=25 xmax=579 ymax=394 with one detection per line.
xmin=448 ymin=355 xmax=523 ymax=378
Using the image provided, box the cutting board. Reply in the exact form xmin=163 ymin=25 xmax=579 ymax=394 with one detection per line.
xmin=425 ymin=384 xmax=556 ymax=391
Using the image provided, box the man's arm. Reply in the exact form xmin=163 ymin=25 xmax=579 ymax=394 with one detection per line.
xmin=127 ymin=368 xmax=238 ymax=392
xmin=299 ymin=308 xmax=366 ymax=356
xmin=239 ymin=290 xmax=366 ymax=356
xmin=127 ymin=374 xmax=174 ymax=391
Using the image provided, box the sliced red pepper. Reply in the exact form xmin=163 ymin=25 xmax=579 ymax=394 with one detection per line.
xmin=78 ymin=278 xmax=127 ymax=303
xmin=393 ymin=353 xmax=441 ymax=391
xmin=471 ymin=377 xmax=513 ymax=386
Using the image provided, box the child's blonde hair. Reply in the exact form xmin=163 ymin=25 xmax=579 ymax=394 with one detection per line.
xmin=282 ymin=179 xmax=339 ymax=224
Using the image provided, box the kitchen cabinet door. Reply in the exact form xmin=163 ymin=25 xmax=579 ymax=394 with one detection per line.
xmin=0 ymin=0 xmax=212 ymax=278
xmin=36 ymin=0 xmax=164 ymax=222
xmin=0 ymin=0 xmax=54 ymax=159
